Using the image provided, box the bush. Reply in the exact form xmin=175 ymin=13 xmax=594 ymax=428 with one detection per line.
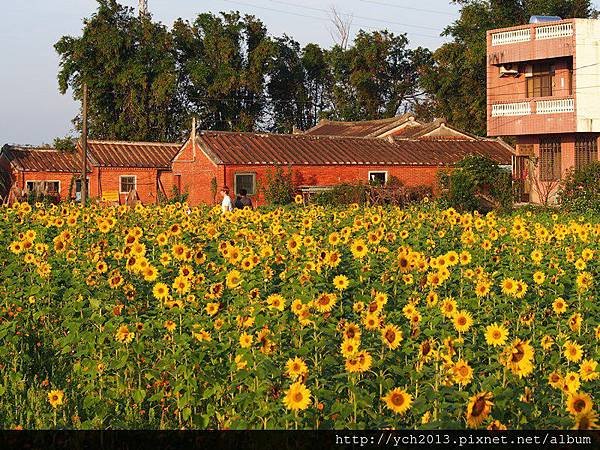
xmin=438 ymin=155 xmax=513 ymax=212
xmin=558 ymin=161 xmax=600 ymax=214
xmin=313 ymin=183 xmax=369 ymax=205
xmin=263 ymin=166 xmax=295 ymax=205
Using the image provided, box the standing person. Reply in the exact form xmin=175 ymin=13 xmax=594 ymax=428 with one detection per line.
xmin=234 ymin=189 xmax=253 ymax=209
xmin=220 ymin=186 xmax=233 ymax=214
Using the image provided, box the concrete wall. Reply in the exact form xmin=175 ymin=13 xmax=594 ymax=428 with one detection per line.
xmin=574 ymin=19 xmax=600 ymax=132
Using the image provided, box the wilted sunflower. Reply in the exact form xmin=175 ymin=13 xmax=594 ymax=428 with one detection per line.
xmin=283 ymin=382 xmax=311 ymax=411
xmin=115 ymin=325 xmax=134 ymax=344
xmin=382 ymin=388 xmax=413 ymax=415
xmin=466 ymin=392 xmax=493 ymax=428
xmin=572 ymin=410 xmax=599 ymax=430
xmin=500 ymin=339 xmax=534 ymax=378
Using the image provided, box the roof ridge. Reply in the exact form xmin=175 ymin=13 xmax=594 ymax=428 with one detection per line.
xmin=198 ymin=130 xmax=391 ymax=142
xmin=87 ymin=139 xmax=180 ymax=146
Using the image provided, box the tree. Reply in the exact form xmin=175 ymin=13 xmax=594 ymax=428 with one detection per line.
xmin=327 ymin=30 xmax=432 ymax=121
xmin=420 ymin=0 xmax=597 ymax=136
xmin=266 ymin=38 xmax=332 ymax=133
xmin=55 ymin=0 xmax=181 ymax=141
xmin=172 ymin=12 xmax=274 ymax=132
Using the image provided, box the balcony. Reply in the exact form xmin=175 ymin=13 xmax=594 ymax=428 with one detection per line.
xmin=491 ymin=97 xmax=574 ymax=117
xmin=490 ymin=21 xmax=573 ymax=46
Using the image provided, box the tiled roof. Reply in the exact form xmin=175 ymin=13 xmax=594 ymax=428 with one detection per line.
xmin=1 ymin=145 xmax=85 ymax=172
xmin=304 ymin=114 xmax=416 ymax=138
xmin=196 ymin=131 xmax=514 ymax=166
xmin=85 ymin=140 xmax=181 ymax=169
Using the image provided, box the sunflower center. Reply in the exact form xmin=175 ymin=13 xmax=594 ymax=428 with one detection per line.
xmin=472 ymin=397 xmax=487 ymax=416
xmin=391 ymin=393 xmax=404 ymax=406
xmin=458 ymin=317 xmax=466 ymax=326
xmin=574 ymin=399 xmax=586 ymax=412
xmin=385 ymin=330 xmax=396 ymax=343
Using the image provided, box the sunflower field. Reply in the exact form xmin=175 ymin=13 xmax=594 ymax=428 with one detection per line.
xmin=0 ymin=200 xmax=598 ymax=430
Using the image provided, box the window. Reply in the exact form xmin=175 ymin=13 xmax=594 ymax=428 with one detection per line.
xmin=368 ymin=171 xmax=387 ymax=185
xmin=234 ymin=173 xmax=256 ymax=195
xmin=539 ymin=137 xmax=561 ymax=181
xmin=120 ymin=176 xmax=136 ymax=194
xmin=575 ymin=135 xmax=598 ymax=170
xmin=526 ymin=63 xmax=553 ymax=98
xmin=26 ymin=180 xmax=60 ymax=193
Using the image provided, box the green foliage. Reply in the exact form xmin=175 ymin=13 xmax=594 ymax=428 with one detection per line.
xmin=420 ymin=0 xmax=597 ymax=135
xmin=327 ymin=31 xmax=432 ymax=121
xmin=52 ymin=136 xmax=77 ymax=151
xmin=439 ymin=155 xmax=513 ymax=212
xmin=313 ymin=183 xmax=369 ymax=205
xmin=558 ymin=161 xmax=600 ymax=213
xmin=262 ymin=166 xmax=295 ymax=205
xmin=55 ymin=0 xmax=183 ymax=141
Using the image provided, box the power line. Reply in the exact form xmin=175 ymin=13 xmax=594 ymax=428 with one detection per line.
xmin=267 ymin=0 xmax=442 ymax=32
xmin=219 ymin=0 xmax=442 ymax=39
xmin=358 ymin=0 xmax=459 ymax=17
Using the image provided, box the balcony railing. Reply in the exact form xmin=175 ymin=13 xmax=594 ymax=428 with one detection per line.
xmin=536 ymin=98 xmax=574 ymax=114
xmin=491 ymin=97 xmax=574 ymax=117
xmin=491 ymin=21 xmax=572 ymax=46
xmin=491 ymin=102 xmax=531 ymax=117
xmin=491 ymin=29 xmax=531 ymax=46
xmin=535 ymin=23 xmax=573 ymax=40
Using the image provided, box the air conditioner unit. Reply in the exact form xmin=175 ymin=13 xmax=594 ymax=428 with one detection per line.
xmin=499 ymin=64 xmax=519 ymax=77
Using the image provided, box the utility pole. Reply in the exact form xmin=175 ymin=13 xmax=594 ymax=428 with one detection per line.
xmin=139 ymin=0 xmax=148 ymax=17
xmin=81 ymin=83 xmax=88 ymax=205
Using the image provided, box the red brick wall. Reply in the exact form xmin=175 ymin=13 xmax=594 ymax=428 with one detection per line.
xmin=171 ymin=140 xmax=222 ymax=206
xmin=10 ymin=170 xmax=75 ymax=201
xmin=89 ymin=167 xmax=160 ymax=204
xmin=223 ymin=164 xmax=440 ymax=206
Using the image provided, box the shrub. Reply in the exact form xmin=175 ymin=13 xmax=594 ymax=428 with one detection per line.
xmin=263 ymin=166 xmax=295 ymax=205
xmin=313 ymin=183 xmax=369 ymax=205
xmin=558 ymin=161 xmax=600 ymax=214
xmin=438 ymin=155 xmax=513 ymax=212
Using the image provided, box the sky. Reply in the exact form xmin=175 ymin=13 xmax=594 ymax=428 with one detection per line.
xmin=0 ymin=0 xmax=461 ymax=146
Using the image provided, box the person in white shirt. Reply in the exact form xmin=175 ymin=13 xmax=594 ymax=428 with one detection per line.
xmin=220 ymin=186 xmax=233 ymax=214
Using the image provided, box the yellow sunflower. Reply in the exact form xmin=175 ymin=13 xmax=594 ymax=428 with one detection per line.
xmin=466 ymin=392 xmax=493 ymax=428
xmin=485 ymin=323 xmax=508 ymax=347
xmin=580 ymin=359 xmax=599 ymax=382
xmin=333 ymin=275 xmax=349 ymax=291
xmin=283 ymin=381 xmax=311 ymax=411
xmin=340 ymin=338 xmax=360 ymax=358
xmin=573 ymin=410 xmax=599 ymax=430
xmin=381 ymin=324 xmax=403 ymax=350
xmin=563 ymin=340 xmax=584 ymax=363
xmin=152 ymin=282 xmax=169 ymax=300
xmin=566 ymin=392 xmax=593 ymax=416
xmin=285 ymin=357 xmax=308 ymax=380
xmin=552 ymin=297 xmax=568 ymax=314
xmin=382 ymin=388 xmax=413 ymax=415
xmin=115 ymin=325 xmax=134 ymax=344
xmin=453 ymin=310 xmax=473 ymax=333
xmin=48 ymin=389 xmax=65 ymax=408
xmin=452 ymin=359 xmax=473 ymax=386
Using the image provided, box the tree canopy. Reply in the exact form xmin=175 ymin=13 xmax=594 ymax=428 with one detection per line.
xmin=55 ymin=0 xmax=430 ymax=141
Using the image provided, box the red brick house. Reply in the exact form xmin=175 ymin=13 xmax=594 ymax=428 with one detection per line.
xmin=0 ymin=141 xmax=180 ymax=204
xmin=82 ymin=140 xmax=180 ymax=204
xmin=487 ymin=18 xmax=600 ymax=202
xmin=171 ymin=130 xmax=514 ymax=206
xmin=1 ymin=125 xmax=513 ymax=206
xmin=0 ymin=145 xmax=86 ymax=202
